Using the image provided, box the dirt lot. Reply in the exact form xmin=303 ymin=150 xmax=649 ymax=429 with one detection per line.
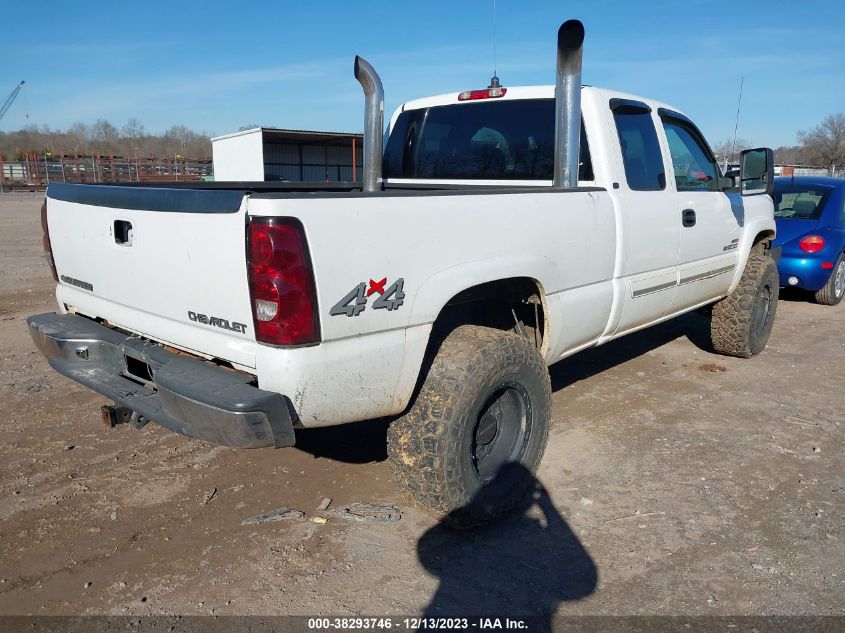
xmin=0 ymin=192 xmax=842 ymax=617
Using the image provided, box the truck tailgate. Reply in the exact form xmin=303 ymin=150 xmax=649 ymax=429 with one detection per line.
xmin=46 ymin=184 xmax=258 ymax=369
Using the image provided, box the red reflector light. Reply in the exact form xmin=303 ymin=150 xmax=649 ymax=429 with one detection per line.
xmin=821 ymin=262 xmax=834 ymax=269
xmin=458 ymin=87 xmax=507 ymax=101
xmin=799 ymin=235 xmax=825 ymax=253
xmin=40 ymin=198 xmax=58 ymax=281
xmin=247 ymin=218 xmax=320 ymax=346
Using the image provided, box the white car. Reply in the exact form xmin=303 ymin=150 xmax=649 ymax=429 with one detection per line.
xmin=29 ymin=21 xmax=778 ymax=526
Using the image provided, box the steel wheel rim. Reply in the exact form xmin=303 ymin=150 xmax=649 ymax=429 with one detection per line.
xmin=835 ymin=261 xmax=845 ymax=298
xmin=471 ymin=380 xmax=532 ymax=482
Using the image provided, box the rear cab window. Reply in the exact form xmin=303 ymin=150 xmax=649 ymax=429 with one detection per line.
xmin=610 ymin=99 xmax=665 ymax=191
xmin=773 ymin=187 xmax=833 ymax=220
xmin=383 ymin=99 xmax=593 ymax=182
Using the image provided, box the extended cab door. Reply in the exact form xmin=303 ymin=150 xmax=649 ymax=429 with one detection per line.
xmin=658 ymin=110 xmax=742 ymax=309
xmin=608 ymin=99 xmax=680 ymax=335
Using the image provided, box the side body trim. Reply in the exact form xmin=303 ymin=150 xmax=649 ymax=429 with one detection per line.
xmin=631 ymin=264 xmax=735 ymax=298
xmin=679 ymin=265 xmax=735 ymax=286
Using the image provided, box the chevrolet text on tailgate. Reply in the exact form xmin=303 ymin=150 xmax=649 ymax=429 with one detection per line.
xmin=29 ymin=21 xmax=779 ymax=527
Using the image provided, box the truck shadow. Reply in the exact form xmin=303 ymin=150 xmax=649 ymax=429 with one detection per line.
xmin=778 ymin=287 xmax=815 ymax=303
xmin=294 ymin=312 xmax=714 ymax=464
xmin=417 ymin=463 xmax=597 ymax=625
xmin=293 ymin=417 xmax=390 ymax=463
xmin=549 ymin=310 xmax=712 ymax=392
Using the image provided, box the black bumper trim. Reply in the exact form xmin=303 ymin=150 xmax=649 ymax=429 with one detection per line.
xmin=27 ymin=312 xmax=294 ymax=449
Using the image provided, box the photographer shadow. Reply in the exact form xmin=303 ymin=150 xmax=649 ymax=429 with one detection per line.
xmin=417 ymin=463 xmax=597 ymax=627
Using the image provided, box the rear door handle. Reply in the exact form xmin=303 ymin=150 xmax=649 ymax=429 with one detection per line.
xmin=682 ymin=208 xmax=696 ymax=227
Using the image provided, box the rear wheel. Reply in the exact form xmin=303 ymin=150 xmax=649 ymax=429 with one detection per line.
xmin=814 ymin=254 xmax=845 ymax=306
xmin=710 ymin=248 xmax=779 ymax=358
xmin=387 ymin=325 xmax=550 ymax=529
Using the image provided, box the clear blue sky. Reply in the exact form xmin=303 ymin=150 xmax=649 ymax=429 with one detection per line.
xmin=1 ymin=0 xmax=842 ymax=148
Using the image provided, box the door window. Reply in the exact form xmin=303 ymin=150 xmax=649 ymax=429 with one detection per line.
xmin=661 ymin=119 xmax=720 ymax=192
xmin=611 ymin=107 xmax=665 ymax=191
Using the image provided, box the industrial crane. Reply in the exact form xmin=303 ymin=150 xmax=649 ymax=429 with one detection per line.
xmin=0 ymin=81 xmax=25 ymax=123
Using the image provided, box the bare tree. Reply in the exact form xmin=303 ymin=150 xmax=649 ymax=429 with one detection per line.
xmin=773 ymin=145 xmax=804 ymax=165
xmin=121 ymin=117 xmax=147 ymax=142
xmin=164 ymin=124 xmax=193 ymax=153
xmin=711 ymin=137 xmax=752 ymax=165
xmin=0 ymin=120 xmax=208 ymax=160
xmin=66 ymin=122 xmax=91 ymax=155
xmin=89 ymin=119 xmax=120 ymax=154
xmin=162 ymin=124 xmax=211 ymax=157
xmin=798 ymin=113 xmax=845 ymax=174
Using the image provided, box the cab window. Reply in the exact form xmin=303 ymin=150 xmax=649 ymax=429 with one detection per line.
xmin=611 ymin=104 xmax=665 ymax=191
xmin=383 ymin=99 xmax=593 ymax=181
xmin=661 ymin=118 xmax=720 ymax=192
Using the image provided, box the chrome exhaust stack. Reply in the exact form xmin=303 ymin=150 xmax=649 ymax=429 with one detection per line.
xmin=553 ymin=20 xmax=585 ymax=188
xmin=354 ymin=55 xmax=384 ymax=192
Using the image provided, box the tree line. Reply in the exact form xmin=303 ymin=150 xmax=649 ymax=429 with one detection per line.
xmin=2 ymin=112 xmax=844 ymax=173
xmin=708 ymin=113 xmax=845 ymax=174
xmin=0 ymin=118 xmax=213 ymax=160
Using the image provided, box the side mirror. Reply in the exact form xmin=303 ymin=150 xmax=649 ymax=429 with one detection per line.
xmin=740 ymin=147 xmax=774 ymax=196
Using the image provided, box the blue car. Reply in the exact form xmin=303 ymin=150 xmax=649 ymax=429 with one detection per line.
xmin=773 ymin=176 xmax=845 ymax=305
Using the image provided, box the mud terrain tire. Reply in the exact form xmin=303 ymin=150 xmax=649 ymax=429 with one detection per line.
xmin=387 ymin=325 xmax=551 ymax=528
xmin=711 ymin=248 xmax=779 ymax=358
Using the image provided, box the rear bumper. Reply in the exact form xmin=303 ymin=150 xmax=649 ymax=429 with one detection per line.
xmin=27 ymin=313 xmax=294 ymax=448
xmin=776 ymin=254 xmax=830 ymax=292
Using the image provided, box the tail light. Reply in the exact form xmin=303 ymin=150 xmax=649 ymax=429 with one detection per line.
xmin=40 ymin=198 xmax=58 ymax=281
xmin=799 ymin=235 xmax=825 ymax=254
xmin=247 ymin=217 xmax=320 ymax=346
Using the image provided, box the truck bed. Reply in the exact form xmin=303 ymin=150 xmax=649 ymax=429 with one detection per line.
xmin=45 ymin=180 xmax=610 ymax=379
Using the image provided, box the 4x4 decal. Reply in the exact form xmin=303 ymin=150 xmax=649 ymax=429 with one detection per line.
xmin=330 ymin=277 xmax=405 ymax=317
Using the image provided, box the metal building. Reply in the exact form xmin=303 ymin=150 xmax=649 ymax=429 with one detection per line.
xmin=211 ymin=127 xmax=363 ymax=182
xmin=775 ymin=165 xmax=831 ymax=177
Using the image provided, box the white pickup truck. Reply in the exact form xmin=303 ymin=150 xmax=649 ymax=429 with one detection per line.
xmin=29 ymin=21 xmax=779 ymax=526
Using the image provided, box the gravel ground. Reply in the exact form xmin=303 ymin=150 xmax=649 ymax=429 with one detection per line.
xmin=0 ymin=192 xmax=842 ymax=617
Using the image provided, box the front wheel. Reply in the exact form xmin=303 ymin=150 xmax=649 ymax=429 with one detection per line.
xmin=814 ymin=254 xmax=845 ymax=306
xmin=387 ymin=325 xmax=551 ymax=529
xmin=710 ymin=248 xmax=779 ymax=358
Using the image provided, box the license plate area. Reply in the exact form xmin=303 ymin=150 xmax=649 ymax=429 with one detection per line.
xmin=122 ymin=352 xmax=154 ymax=386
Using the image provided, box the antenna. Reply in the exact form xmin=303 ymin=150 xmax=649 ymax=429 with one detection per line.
xmin=489 ymin=0 xmax=500 ymax=89
xmin=729 ymin=76 xmax=744 ymax=166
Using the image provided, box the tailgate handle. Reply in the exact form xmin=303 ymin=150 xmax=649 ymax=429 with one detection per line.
xmin=114 ymin=220 xmax=133 ymax=246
